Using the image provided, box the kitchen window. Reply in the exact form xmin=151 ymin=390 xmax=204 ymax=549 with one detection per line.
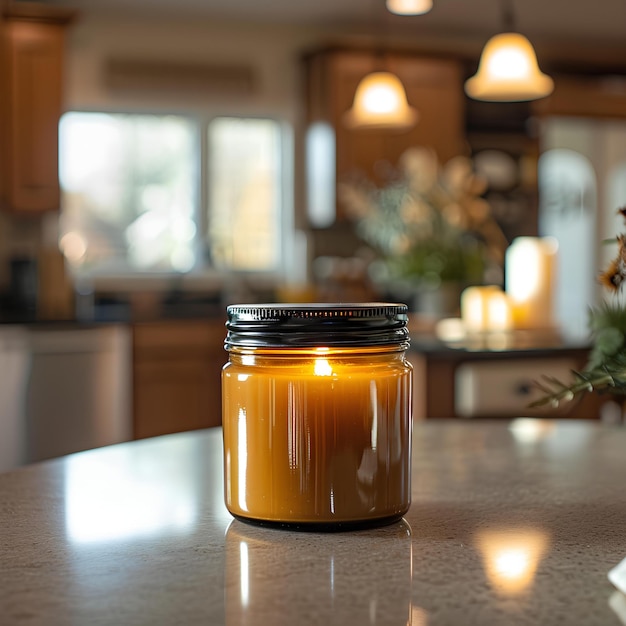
xmin=58 ymin=112 xmax=287 ymax=277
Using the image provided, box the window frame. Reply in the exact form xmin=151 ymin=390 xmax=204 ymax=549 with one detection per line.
xmin=58 ymin=107 xmax=293 ymax=285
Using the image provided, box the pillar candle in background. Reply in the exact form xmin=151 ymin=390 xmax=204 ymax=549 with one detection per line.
xmin=505 ymin=237 xmax=558 ymax=330
xmin=461 ymin=285 xmax=513 ymax=332
xmin=486 ymin=288 xmax=514 ymax=331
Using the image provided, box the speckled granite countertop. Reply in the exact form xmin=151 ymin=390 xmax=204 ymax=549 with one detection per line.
xmin=1 ymin=420 xmax=625 ymax=625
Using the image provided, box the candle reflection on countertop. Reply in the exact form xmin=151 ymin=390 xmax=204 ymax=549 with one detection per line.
xmin=509 ymin=418 xmax=556 ymax=445
xmin=224 ymin=519 xmax=416 ymax=626
xmin=475 ymin=527 xmax=550 ymax=596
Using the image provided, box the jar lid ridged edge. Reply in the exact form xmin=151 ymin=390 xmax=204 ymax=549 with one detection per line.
xmin=226 ymin=302 xmax=408 ymax=321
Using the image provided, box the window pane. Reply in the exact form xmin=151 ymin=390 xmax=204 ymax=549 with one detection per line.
xmin=59 ymin=112 xmax=197 ymax=273
xmin=207 ymin=118 xmax=282 ymax=271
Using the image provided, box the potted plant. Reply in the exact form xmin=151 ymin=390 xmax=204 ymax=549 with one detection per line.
xmin=532 ymin=207 xmax=626 ymax=409
xmin=339 ymin=147 xmax=507 ymax=316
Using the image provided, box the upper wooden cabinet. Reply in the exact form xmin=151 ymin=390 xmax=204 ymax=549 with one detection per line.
xmin=303 ymin=48 xmax=466 ymax=221
xmin=532 ymin=74 xmax=626 ymax=120
xmin=0 ymin=3 xmax=75 ymax=214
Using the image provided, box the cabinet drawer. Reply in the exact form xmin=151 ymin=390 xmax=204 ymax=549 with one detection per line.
xmin=455 ymin=358 xmax=576 ymax=417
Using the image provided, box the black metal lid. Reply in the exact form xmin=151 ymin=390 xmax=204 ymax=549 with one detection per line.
xmin=225 ymin=302 xmax=410 ymax=348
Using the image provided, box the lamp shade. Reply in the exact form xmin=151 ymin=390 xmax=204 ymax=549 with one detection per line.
xmin=386 ymin=0 xmax=433 ymax=15
xmin=344 ymin=71 xmax=418 ymax=131
xmin=465 ymin=32 xmax=554 ymax=102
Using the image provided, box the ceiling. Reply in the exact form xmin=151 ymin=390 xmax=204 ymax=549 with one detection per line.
xmin=41 ymin=0 xmax=626 ymax=47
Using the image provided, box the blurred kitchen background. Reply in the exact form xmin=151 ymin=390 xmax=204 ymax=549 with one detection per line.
xmin=1 ymin=0 xmax=626 ymax=471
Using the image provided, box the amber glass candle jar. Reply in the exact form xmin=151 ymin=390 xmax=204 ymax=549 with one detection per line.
xmin=222 ymin=303 xmax=413 ymax=529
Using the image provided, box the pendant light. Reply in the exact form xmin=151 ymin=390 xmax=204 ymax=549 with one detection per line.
xmin=386 ymin=0 xmax=433 ymax=16
xmin=465 ymin=0 xmax=553 ymax=102
xmin=344 ymin=0 xmax=419 ymax=131
xmin=344 ymin=70 xmax=419 ymax=131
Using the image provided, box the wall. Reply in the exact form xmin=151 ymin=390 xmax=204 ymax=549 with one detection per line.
xmin=63 ymin=13 xmax=321 ymax=119
xmin=539 ymin=117 xmax=626 ymax=339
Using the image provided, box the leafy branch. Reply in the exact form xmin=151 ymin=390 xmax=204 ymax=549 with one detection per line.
xmin=531 ymin=301 xmax=626 ymax=407
xmin=530 ymin=363 xmax=626 ymax=408
xmin=532 ymin=206 xmax=626 ymax=409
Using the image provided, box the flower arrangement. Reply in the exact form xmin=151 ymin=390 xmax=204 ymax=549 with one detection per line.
xmin=338 ymin=148 xmax=508 ymax=292
xmin=532 ymin=207 xmax=626 ymax=408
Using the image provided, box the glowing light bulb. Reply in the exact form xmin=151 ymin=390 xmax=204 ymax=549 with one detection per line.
xmin=362 ymin=84 xmax=401 ymax=114
xmin=487 ymin=47 xmax=531 ymax=80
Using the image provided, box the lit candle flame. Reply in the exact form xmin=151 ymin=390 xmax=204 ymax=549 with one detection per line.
xmin=314 ymin=358 xmax=333 ymax=377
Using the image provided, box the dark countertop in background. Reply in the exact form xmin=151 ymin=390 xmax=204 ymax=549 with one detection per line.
xmin=0 ymin=292 xmax=226 ymax=326
xmin=0 ymin=304 xmax=591 ymax=358
xmin=409 ymin=331 xmax=591 ymax=357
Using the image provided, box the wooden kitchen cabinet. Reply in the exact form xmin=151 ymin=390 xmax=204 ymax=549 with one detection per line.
xmin=132 ymin=319 xmax=226 ymax=440
xmin=0 ymin=3 xmax=74 ymax=213
xmin=303 ymin=48 xmax=466 ymax=221
xmin=531 ymin=74 xmax=626 ymax=120
xmin=409 ymin=343 xmax=605 ymax=420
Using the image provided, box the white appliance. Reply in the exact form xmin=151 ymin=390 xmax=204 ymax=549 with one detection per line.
xmin=24 ymin=325 xmax=132 ymax=464
xmin=0 ymin=326 xmax=29 ymax=473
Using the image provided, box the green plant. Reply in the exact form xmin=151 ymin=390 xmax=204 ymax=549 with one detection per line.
xmin=532 ymin=208 xmax=626 ymax=408
xmin=339 ymin=148 xmax=506 ymax=288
